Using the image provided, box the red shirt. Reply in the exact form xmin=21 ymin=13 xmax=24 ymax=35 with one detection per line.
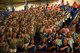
xmin=72 ymin=2 xmax=79 ymax=8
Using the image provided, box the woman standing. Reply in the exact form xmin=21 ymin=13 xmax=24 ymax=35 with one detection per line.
xmin=9 ymin=33 xmax=17 ymax=53
xmin=17 ymin=32 xmax=24 ymax=52
xmin=0 ymin=34 xmax=8 ymax=53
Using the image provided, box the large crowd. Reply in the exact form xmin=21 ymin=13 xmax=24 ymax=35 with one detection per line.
xmin=0 ymin=1 xmax=80 ymax=53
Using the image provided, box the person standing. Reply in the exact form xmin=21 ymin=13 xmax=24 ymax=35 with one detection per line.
xmin=17 ymin=33 xmax=24 ymax=52
xmin=9 ymin=33 xmax=17 ymax=53
xmin=0 ymin=34 xmax=8 ymax=53
xmin=72 ymin=1 xmax=79 ymax=12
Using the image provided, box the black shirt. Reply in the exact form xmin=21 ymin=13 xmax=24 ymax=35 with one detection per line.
xmin=47 ymin=43 xmax=59 ymax=52
xmin=59 ymin=44 xmax=72 ymax=52
xmin=73 ymin=43 xmax=80 ymax=52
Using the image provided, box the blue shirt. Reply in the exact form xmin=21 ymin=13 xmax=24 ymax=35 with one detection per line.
xmin=28 ymin=45 xmax=36 ymax=52
xmin=60 ymin=4 xmax=65 ymax=10
xmin=68 ymin=7 xmax=74 ymax=13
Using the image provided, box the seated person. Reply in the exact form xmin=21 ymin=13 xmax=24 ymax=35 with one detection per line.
xmin=38 ymin=38 xmax=47 ymax=52
xmin=73 ymin=37 xmax=80 ymax=52
xmin=47 ymin=39 xmax=59 ymax=52
xmin=54 ymin=34 xmax=62 ymax=47
xmin=59 ymin=38 xmax=72 ymax=52
xmin=27 ymin=38 xmax=36 ymax=52
xmin=46 ymin=31 xmax=53 ymax=44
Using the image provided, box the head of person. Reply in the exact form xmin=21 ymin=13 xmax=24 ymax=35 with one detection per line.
xmin=67 ymin=1 xmax=69 ymax=4
xmin=76 ymin=36 xmax=80 ymax=43
xmin=0 ymin=33 xmax=4 ymax=42
xmin=52 ymin=39 xmax=56 ymax=45
xmin=71 ymin=27 xmax=76 ymax=32
xmin=48 ymin=30 xmax=52 ymax=35
xmin=46 ymin=4 xmax=49 ymax=7
xmin=41 ymin=38 xmax=46 ymax=44
xmin=67 ymin=32 xmax=71 ymax=38
xmin=62 ymin=38 xmax=68 ymax=45
xmin=45 ymin=25 xmax=48 ymax=28
xmin=29 ymin=38 xmax=35 ymax=45
xmin=9 ymin=32 xmax=12 ymax=37
xmin=24 ymin=29 xmax=27 ymax=34
xmin=43 ymin=28 xmax=46 ymax=33
xmin=31 ymin=39 xmax=34 ymax=44
xmin=78 ymin=25 xmax=80 ymax=30
xmin=62 ymin=29 xmax=65 ymax=34
xmin=18 ymin=32 xmax=22 ymax=38
xmin=72 ymin=20 xmax=77 ymax=25
xmin=59 ymin=29 xmax=62 ymax=34
xmin=74 ymin=1 xmax=77 ymax=4
xmin=55 ymin=33 xmax=59 ymax=39
xmin=64 ymin=25 xmax=68 ymax=28
xmin=52 ymin=4 xmax=54 ymax=6
xmin=52 ymin=29 xmax=56 ymax=34
xmin=12 ymin=32 xmax=16 ymax=38
xmin=48 ymin=25 xmax=51 ymax=28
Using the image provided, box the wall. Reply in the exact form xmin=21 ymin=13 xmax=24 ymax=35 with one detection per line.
xmin=12 ymin=0 xmax=80 ymax=11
